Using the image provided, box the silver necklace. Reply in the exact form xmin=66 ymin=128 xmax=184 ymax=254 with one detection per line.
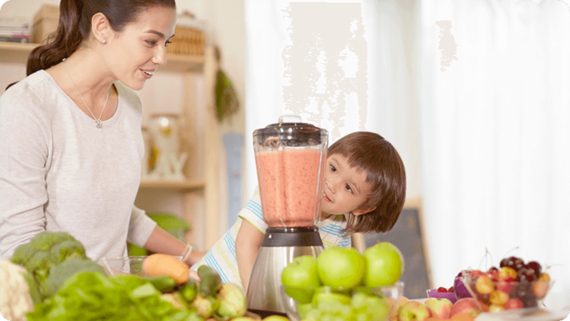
xmin=62 ymin=58 xmax=110 ymax=128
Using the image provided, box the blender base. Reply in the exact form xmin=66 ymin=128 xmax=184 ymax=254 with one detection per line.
xmin=248 ymin=309 xmax=288 ymax=319
xmin=246 ymin=228 xmax=324 ymax=316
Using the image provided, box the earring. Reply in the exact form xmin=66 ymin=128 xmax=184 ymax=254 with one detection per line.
xmin=101 ymin=39 xmax=107 ymax=44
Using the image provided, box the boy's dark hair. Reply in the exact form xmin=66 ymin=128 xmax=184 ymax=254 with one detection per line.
xmin=328 ymin=131 xmax=406 ymax=234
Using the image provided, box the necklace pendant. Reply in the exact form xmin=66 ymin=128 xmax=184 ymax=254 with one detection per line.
xmin=95 ymin=119 xmax=102 ymax=128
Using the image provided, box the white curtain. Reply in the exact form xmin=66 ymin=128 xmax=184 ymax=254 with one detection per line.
xmin=415 ymin=0 xmax=570 ymax=309
xmin=244 ymin=0 xmax=570 ymax=310
xmin=244 ymin=0 xmax=417 ymax=198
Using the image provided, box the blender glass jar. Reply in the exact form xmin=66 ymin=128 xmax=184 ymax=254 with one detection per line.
xmin=253 ymin=116 xmax=328 ymax=228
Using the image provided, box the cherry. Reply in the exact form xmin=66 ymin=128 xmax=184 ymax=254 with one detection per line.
xmin=437 ymin=287 xmax=448 ymax=292
xmin=500 ymin=258 xmax=510 ymax=268
xmin=515 ymin=283 xmax=533 ymax=299
xmin=513 ymin=258 xmax=525 ymax=271
xmin=518 ymin=268 xmax=537 ymax=283
xmin=505 ymin=256 xmax=519 ymax=269
xmin=523 ymin=298 xmax=538 ymax=308
xmin=448 ymin=286 xmax=454 ymax=293
xmin=527 ymin=261 xmax=542 ymax=277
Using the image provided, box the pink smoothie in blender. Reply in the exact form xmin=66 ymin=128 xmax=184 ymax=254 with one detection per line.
xmin=252 ymin=117 xmax=328 ymax=228
xmin=255 ymin=148 xmax=323 ymax=227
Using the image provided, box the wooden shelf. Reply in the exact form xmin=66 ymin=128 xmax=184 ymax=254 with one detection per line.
xmin=139 ymin=179 xmax=205 ymax=192
xmin=0 ymin=42 xmax=204 ymax=72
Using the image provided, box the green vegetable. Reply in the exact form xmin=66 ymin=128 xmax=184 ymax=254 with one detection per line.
xmin=29 ymin=232 xmax=75 ymax=251
xmin=9 ymin=232 xmax=89 ymax=300
xmin=180 ymin=278 xmax=197 ymax=302
xmin=10 ymin=243 xmax=38 ymax=266
xmin=192 ymin=293 xmax=219 ymax=319
xmin=27 ymin=272 xmax=204 ymax=321
xmin=21 ymin=269 xmax=43 ymax=305
xmin=197 ymin=265 xmax=222 ymax=297
xmin=216 ymin=282 xmax=247 ymax=319
xmin=144 ymin=275 xmax=177 ymax=293
xmin=214 ymin=67 xmax=240 ymax=123
xmin=50 ymin=240 xmax=86 ymax=262
xmin=44 ymin=257 xmax=106 ymax=297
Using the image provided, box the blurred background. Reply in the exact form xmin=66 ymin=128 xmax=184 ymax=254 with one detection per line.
xmin=1 ymin=0 xmax=569 ymax=310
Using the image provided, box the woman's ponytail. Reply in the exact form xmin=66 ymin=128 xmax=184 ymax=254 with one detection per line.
xmin=26 ymin=0 xmax=84 ymax=75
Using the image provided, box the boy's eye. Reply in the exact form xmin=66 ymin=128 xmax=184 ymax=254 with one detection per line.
xmin=345 ymin=184 xmax=353 ymax=194
xmin=165 ymin=40 xmax=172 ymax=47
xmin=146 ymin=40 xmax=158 ymax=46
xmin=330 ymin=164 xmax=336 ymax=172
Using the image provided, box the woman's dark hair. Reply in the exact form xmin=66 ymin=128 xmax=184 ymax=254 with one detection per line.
xmin=328 ymin=132 xmax=407 ymax=234
xmin=26 ymin=0 xmax=176 ymax=76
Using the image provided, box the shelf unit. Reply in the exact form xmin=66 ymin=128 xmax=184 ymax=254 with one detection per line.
xmin=0 ymin=42 xmax=205 ymax=72
xmin=0 ymin=41 xmax=221 ymax=249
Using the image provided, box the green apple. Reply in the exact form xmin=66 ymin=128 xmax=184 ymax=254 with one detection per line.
xmin=311 ymin=286 xmax=351 ymax=306
xmin=262 ymin=316 xmax=290 ymax=321
xmin=297 ymin=302 xmax=314 ymax=319
xmin=281 ymin=255 xmax=320 ymax=303
xmin=363 ymin=242 xmax=404 ymax=287
xmin=317 ymin=247 xmax=365 ymax=290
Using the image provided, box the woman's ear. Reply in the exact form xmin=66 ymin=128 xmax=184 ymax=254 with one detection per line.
xmin=91 ymin=13 xmax=113 ymax=44
xmin=352 ymin=206 xmax=376 ymax=216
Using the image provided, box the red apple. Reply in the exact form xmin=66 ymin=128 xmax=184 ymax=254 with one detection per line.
xmin=504 ymin=298 xmax=524 ymax=310
xmin=451 ymin=298 xmax=483 ymax=318
xmin=496 ymin=277 xmax=515 ymax=294
xmin=397 ymin=296 xmax=410 ymax=310
xmin=475 ymin=276 xmax=494 ymax=295
xmin=470 ymin=270 xmax=484 ymax=278
xmin=398 ymin=301 xmax=432 ymax=321
xmin=425 ymin=298 xmax=453 ymax=319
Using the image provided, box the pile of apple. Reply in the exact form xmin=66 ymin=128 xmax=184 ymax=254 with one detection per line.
xmin=281 ymin=242 xmax=405 ymax=321
xmin=463 ymin=256 xmax=551 ymax=312
xmin=395 ymin=297 xmax=483 ymax=321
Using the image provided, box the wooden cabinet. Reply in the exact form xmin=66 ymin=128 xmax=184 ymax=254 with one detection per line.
xmin=0 ymin=42 xmax=220 ymax=249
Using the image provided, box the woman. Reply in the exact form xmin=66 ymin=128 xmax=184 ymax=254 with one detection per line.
xmin=0 ymin=0 xmax=204 ymax=268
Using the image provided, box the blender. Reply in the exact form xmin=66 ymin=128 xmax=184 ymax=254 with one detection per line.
xmin=246 ymin=116 xmax=328 ymax=317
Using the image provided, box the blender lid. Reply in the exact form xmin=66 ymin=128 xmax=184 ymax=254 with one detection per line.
xmin=253 ymin=115 xmax=328 ymax=145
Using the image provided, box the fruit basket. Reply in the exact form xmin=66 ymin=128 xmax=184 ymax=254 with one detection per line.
xmin=281 ymin=281 xmax=404 ymax=321
xmin=460 ymin=269 xmax=554 ymax=312
xmin=99 ymin=255 xmax=182 ymax=277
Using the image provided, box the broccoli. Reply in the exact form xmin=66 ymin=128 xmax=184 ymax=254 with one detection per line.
xmin=9 ymin=232 xmax=94 ymax=300
xmin=10 ymin=243 xmax=38 ymax=266
xmin=29 ymin=232 xmax=75 ymax=251
xmin=44 ymin=257 xmax=106 ymax=297
xmin=50 ymin=239 xmax=86 ymax=262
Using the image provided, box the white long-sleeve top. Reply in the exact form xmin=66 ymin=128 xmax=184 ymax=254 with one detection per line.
xmin=0 ymin=70 xmax=156 ymax=262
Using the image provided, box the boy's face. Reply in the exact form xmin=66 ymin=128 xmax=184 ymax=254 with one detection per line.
xmin=321 ymin=154 xmax=375 ymax=216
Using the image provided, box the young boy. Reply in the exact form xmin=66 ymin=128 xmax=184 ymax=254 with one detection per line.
xmin=191 ymin=131 xmax=406 ymax=291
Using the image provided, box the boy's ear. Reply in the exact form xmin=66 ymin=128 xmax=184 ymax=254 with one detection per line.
xmin=352 ymin=206 xmax=376 ymax=216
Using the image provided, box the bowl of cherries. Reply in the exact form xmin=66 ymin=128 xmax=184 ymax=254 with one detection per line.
xmin=461 ymin=257 xmax=553 ymax=312
xmin=426 ymin=286 xmax=458 ymax=303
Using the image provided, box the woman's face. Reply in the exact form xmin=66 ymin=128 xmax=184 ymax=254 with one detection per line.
xmin=106 ymin=6 xmax=176 ymax=90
